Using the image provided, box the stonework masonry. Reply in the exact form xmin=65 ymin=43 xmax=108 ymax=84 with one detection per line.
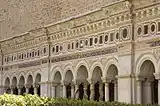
xmin=1 ymin=0 xmax=160 ymax=105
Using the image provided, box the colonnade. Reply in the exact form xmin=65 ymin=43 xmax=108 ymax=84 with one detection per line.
xmin=51 ymin=79 xmax=118 ymax=101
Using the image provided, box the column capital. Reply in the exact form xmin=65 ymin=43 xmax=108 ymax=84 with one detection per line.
xmin=33 ymin=83 xmax=40 ymax=88
xmin=10 ymin=85 xmax=16 ymax=89
xmin=17 ymin=84 xmax=24 ymax=89
xmin=154 ymin=72 xmax=160 ymax=80
xmin=25 ymin=84 xmax=32 ymax=88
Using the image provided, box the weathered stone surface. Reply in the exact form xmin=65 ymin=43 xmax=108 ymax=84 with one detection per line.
xmin=0 ymin=0 xmax=119 ymax=40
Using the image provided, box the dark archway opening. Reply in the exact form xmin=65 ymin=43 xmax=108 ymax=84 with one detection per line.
xmin=13 ymin=87 xmax=18 ymax=95
xmin=29 ymin=86 xmax=34 ymax=95
xmin=79 ymin=83 xmax=84 ymax=100
xmin=21 ymin=87 xmax=26 ymax=95
xmin=152 ymin=80 xmax=158 ymax=104
xmin=109 ymin=82 xmax=114 ymax=102
xmin=94 ymin=82 xmax=100 ymax=101
xmin=87 ymin=84 xmax=90 ymax=100
xmin=66 ymin=83 xmax=71 ymax=98
xmin=37 ymin=86 xmax=41 ymax=96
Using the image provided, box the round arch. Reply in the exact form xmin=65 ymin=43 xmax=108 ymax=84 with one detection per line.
xmin=90 ymin=61 xmax=104 ymax=79
xmin=136 ymin=53 xmax=158 ymax=75
xmin=75 ymin=60 xmax=89 ymax=80
xmin=63 ymin=65 xmax=74 ymax=81
xmin=104 ymin=58 xmax=119 ymax=78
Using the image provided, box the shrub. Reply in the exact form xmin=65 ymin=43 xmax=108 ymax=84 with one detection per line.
xmin=0 ymin=94 xmax=158 ymax=106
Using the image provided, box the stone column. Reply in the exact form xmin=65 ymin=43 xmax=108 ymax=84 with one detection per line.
xmin=99 ymin=82 xmax=103 ymax=101
xmin=52 ymin=83 xmax=56 ymax=98
xmin=90 ymin=83 xmax=95 ymax=100
xmin=136 ymin=80 xmax=142 ymax=104
xmin=114 ymin=82 xmax=118 ymax=101
xmin=18 ymin=88 xmax=21 ymax=95
xmin=83 ymin=82 xmax=88 ymax=99
xmin=10 ymin=86 xmax=14 ymax=94
xmin=71 ymin=84 xmax=74 ymax=98
xmin=105 ymin=82 xmax=109 ymax=101
xmin=74 ymin=84 xmax=79 ymax=99
xmin=61 ymin=81 xmax=67 ymax=98
xmin=144 ymin=81 xmax=152 ymax=104
xmin=34 ymin=87 xmax=38 ymax=94
xmin=25 ymin=84 xmax=30 ymax=94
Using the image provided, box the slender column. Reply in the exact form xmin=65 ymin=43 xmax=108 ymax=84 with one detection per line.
xmin=25 ymin=84 xmax=30 ymax=94
xmin=74 ymin=84 xmax=79 ymax=99
xmin=83 ymin=82 xmax=88 ymax=99
xmin=145 ymin=81 xmax=152 ymax=104
xmin=71 ymin=84 xmax=74 ymax=98
xmin=99 ymin=83 xmax=103 ymax=101
xmin=105 ymin=82 xmax=109 ymax=101
xmin=52 ymin=84 xmax=56 ymax=98
xmin=114 ymin=82 xmax=118 ymax=101
xmin=34 ymin=87 xmax=38 ymax=94
xmin=62 ymin=84 xmax=66 ymax=98
xmin=136 ymin=80 xmax=142 ymax=104
xmin=10 ymin=88 xmax=14 ymax=94
xmin=90 ymin=83 xmax=95 ymax=100
xmin=18 ymin=88 xmax=21 ymax=95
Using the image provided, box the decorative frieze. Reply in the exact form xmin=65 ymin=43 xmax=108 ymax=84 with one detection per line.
xmin=52 ymin=46 xmax=118 ymax=63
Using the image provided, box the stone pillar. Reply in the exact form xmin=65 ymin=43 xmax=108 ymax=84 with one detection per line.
xmin=99 ymin=83 xmax=103 ymax=101
xmin=83 ymin=82 xmax=88 ymax=99
xmin=144 ymin=81 xmax=152 ymax=104
xmin=90 ymin=83 xmax=95 ymax=100
xmin=71 ymin=84 xmax=74 ymax=98
xmin=10 ymin=86 xmax=14 ymax=94
xmin=105 ymin=82 xmax=109 ymax=101
xmin=136 ymin=80 xmax=142 ymax=104
xmin=52 ymin=83 xmax=56 ymax=98
xmin=25 ymin=84 xmax=30 ymax=94
xmin=62 ymin=83 xmax=66 ymax=98
xmin=114 ymin=82 xmax=118 ymax=101
xmin=18 ymin=88 xmax=21 ymax=95
xmin=74 ymin=84 xmax=79 ymax=99
xmin=34 ymin=87 xmax=38 ymax=94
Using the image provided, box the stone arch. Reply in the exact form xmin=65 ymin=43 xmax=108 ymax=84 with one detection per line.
xmin=136 ymin=53 xmax=158 ymax=75
xmin=90 ymin=61 xmax=104 ymax=79
xmin=11 ymin=76 xmax=18 ymax=95
xmin=25 ymin=71 xmax=34 ymax=84
xmin=51 ymin=66 xmax=62 ymax=82
xmin=3 ymin=74 xmax=10 ymax=86
xmin=26 ymin=74 xmax=34 ymax=94
xmin=63 ymin=64 xmax=74 ymax=81
xmin=76 ymin=65 xmax=88 ymax=81
xmin=4 ymin=77 xmax=10 ymax=87
xmin=75 ymin=60 xmax=89 ymax=80
xmin=64 ymin=70 xmax=73 ymax=83
xmin=27 ymin=75 xmax=33 ymax=85
xmin=104 ymin=58 xmax=119 ymax=78
xmin=18 ymin=76 xmax=25 ymax=95
xmin=18 ymin=72 xmax=25 ymax=83
xmin=4 ymin=77 xmax=11 ymax=94
xmin=35 ymin=73 xmax=41 ymax=83
xmin=104 ymin=58 xmax=119 ymax=102
xmin=64 ymin=70 xmax=74 ymax=98
xmin=52 ymin=68 xmax=62 ymax=98
xmin=136 ymin=54 xmax=158 ymax=104
xmin=11 ymin=76 xmax=17 ymax=86
xmin=35 ymin=73 xmax=41 ymax=96
xmin=33 ymin=69 xmax=42 ymax=83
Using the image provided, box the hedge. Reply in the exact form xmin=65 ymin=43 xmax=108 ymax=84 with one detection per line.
xmin=0 ymin=94 xmax=158 ymax=106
